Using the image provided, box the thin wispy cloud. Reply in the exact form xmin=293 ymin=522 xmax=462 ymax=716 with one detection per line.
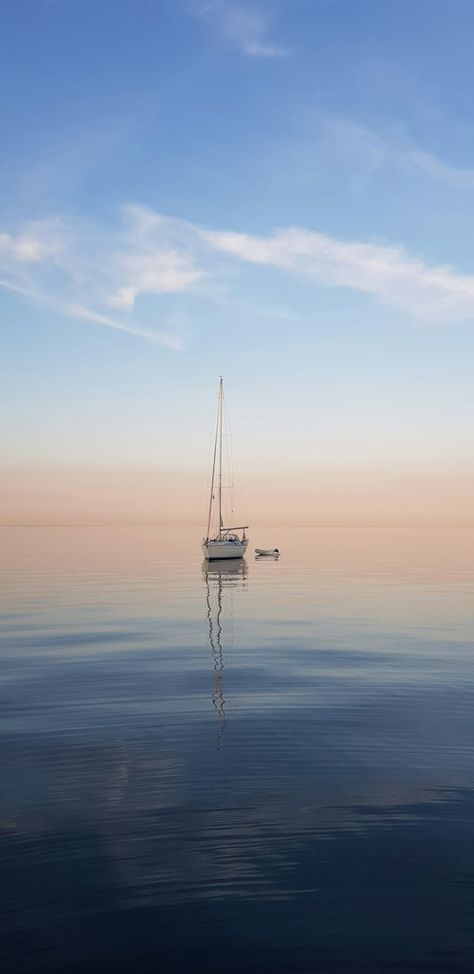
xmin=2 ymin=205 xmax=474 ymax=347
xmin=65 ymin=305 xmax=184 ymax=349
xmin=0 ymin=271 xmax=181 ymax=347
xmin=193 ymin=1 xmax=287 ymax=57
xmin=204 ymin=224 xmax=474 ymax=321
xmin=0 ymin=211 xmax=198 ymax=348
xmin=108 ymin=253 xmax=202 ymax=311
xmin=405 ymin=146 xmax=474 ymax=190
xmin=0 ymin=222 xmax=64 ymax=263
xmin=301 ymin=115 xmax=474 ymax=192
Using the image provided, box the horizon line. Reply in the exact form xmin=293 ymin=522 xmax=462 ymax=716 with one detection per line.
xmin=1 ymin=522 xmax=473 ymax=529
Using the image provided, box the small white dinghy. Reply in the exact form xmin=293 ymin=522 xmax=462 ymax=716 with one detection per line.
xmin=255 ymin=548 xmax=280 ymax=556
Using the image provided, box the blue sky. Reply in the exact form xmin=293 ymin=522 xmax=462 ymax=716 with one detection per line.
xmin=1 ymin=0 xmax=473 ymax=522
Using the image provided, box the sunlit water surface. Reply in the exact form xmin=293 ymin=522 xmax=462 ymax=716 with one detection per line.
xmin=1 ymin=526 xmax=473 ymax=973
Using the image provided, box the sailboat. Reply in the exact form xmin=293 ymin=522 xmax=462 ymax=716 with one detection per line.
xmin=202 ymin=378 xmax=249 ymax=561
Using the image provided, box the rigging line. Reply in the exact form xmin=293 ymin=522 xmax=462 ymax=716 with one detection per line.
xmin=222 ymin=402 xmax=231 ymax=523
xmin=205 ymin=431 xmax=214 ymax=526
xmin=206 ymin=382 xmax=220 ymax=539
xmin=222 ymin=396 xmax=237 ymax=521
xmin=218 ymin=378 xmax=223 ymax=536
xmin=225 ymin=395 xmax=248 ymax=528
xmin=223 ymin=403 xmax=234 ymax=516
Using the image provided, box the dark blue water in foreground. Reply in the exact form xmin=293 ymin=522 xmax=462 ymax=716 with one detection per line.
xmin=1 ymin=526 xmax=473 ymax=973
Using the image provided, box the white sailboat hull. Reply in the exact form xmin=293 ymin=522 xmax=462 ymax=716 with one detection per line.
xmin=202 ymin=539 xmax=248 ymax=560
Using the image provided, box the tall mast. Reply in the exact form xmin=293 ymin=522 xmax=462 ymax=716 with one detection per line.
xmin=206 ymin=379 xmax=221 ymax=540
xmin=218 ymin=377 xmax=223 ymax=536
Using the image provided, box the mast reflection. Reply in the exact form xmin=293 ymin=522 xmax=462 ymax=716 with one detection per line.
xmin=203 ymin=559 xmax=248 ymax=742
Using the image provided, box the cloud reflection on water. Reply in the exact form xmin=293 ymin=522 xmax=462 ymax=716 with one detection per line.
xmin=1 ymin=526 xmax=473 ymax=971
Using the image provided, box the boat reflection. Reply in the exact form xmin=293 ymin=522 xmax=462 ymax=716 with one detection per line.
xmin=203 ymin=559 xmax=248 ymax=742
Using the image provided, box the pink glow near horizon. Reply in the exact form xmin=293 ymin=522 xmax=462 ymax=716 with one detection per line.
xmin=1 ymin=463 xmax=472 ymax=526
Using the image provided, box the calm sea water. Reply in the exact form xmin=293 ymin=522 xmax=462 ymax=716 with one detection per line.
xmin=1 ymin=525 xmax=474 ymax=973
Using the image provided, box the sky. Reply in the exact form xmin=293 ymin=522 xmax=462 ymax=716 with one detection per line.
xmin=1 ymin=0 xmax=473 ymax=525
